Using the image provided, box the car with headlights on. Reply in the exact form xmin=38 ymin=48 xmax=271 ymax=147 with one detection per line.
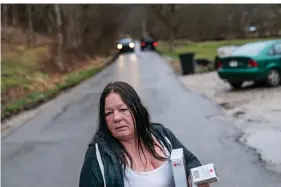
xmin=117 ymin=38 xmax=135 ymax=53
xmin=217 ymin=39 xmax=281 ymax=89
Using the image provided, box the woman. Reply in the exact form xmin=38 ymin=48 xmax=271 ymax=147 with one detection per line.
xmin=79 ymin=81 xmax=209 ymax=187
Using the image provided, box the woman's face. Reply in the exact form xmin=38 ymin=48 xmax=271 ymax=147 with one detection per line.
xmin=104 ymin=92 xmax=135 ymax=140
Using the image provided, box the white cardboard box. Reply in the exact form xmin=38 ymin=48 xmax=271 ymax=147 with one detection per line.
xmin=170 ymin=148 xmax=188 ymax=187
xmin=190 ymin=163 xmax=219 ymax=185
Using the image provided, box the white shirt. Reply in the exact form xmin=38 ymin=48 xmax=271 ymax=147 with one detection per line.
xmin=123 ymin=145 xmax=175 ymax=187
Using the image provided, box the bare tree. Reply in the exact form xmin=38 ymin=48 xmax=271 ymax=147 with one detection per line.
xmin=1 ymin=4 xmax=8 ymax=40
xmin=54 ymin=4 xmax=64 ymax=72
xmin=149 ymin=5 xmax=188 ymax=51
xmin=26 ymin=5 xmax=35 ymax=47
xmin=11 ymin=5 xmax=18 ymax=25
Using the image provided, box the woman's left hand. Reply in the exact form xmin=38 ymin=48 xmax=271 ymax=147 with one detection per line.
xmin=198 ymin=184 xmax=210 ymax=187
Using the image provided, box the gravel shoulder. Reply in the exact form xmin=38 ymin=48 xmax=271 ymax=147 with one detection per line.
xmin=179 ymin=71 xmax=281 ymax=174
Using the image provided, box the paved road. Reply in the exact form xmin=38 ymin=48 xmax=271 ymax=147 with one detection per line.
xmin=2 ymin=43 xmax=281 ymax=187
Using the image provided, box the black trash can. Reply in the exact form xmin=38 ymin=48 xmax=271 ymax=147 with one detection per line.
xmin=178 ymin=52 xmax=195 ymax=75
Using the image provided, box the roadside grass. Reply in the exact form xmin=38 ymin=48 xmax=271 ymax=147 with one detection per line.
xmin=1 ymin=45 xmax=114 ymax=121
xmin=1 ymin=46 xmax=46 ymax=93
xmin=158 ymin=38 xmax=279 ymax=74
xmin=2 ymin=65 xmax=104 ymax=119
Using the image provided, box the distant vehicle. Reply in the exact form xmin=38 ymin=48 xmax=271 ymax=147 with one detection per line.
xmin=117 ymin=38 xmax=135 ymax=53
xmin=140 ymin=37 xmax=158 ymax=51
xmin=217 ymin=39 xmax=281 ymax=89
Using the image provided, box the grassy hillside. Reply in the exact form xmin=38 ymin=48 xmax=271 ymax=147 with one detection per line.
xmin=1 ymin=27 xmax=116 ymax=123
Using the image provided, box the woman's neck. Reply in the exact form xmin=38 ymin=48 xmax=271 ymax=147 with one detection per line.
xmin=120 ymin=137 xmax=140 ymax=153
xmin=120 ymin=134 xmax=157 ymax=153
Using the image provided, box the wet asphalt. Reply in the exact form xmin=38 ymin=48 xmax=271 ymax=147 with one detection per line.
xmin=2 ymin=42 xmax=281 ymax=187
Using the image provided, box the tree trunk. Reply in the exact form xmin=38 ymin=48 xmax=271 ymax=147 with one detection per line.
xmin=74 ymin=8 xmax=81 ymax=47
xmin=168 ymin=28 xmax=174 ymax=52
xmin=11 ymin=5 xmax=17 ymax=25
xmin=54 ymin=4 xmax=64 ymax=72
xmin=48 ymin=11 xmax=53 ymax=34
xmin=26 ymin=5 xmax=35 ymax=47
xmin=69 ymin=14 xmax=75 ymax=47
xmin=2 ymin=4 xmax=8 ymax=41
xmin=168 ymin=17 xmax=174 ymax=52
xmin=3 ymin=4 xmax=8 ymax=27
xmin=61 ymin=5 xmax=71 ymax=47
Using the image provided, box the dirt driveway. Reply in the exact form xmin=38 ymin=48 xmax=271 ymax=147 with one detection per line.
xmin=179 ymin=71 xmax=281 ymax=174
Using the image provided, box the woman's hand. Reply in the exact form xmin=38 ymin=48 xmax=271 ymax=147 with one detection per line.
xmin=187 ymin=176 xmax=210 ymax=187
xmin=198 ymin=184 xmax=210 ymax=187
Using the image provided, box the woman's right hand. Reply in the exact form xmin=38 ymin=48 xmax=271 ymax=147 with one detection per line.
xmin=187 ymin=176 xmax=210 ymax=187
